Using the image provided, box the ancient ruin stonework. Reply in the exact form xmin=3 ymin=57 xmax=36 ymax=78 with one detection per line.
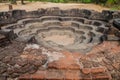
xmin=0 ymin=7 xmax=120 ymax=80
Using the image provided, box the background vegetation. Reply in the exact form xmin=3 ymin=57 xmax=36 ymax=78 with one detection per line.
xmin=0 ymin=0 xmax=120 ymax=10
xmin=28 ymin=0 xmax=120 ymax=4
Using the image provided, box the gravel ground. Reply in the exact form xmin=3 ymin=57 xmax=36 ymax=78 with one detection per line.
xmin=0 ymin=1 xmax=109 ymax=12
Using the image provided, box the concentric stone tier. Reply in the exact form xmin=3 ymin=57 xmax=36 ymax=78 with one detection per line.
xmin=0 ymin=8 xmax=120 ymax=80
xmin=1 ymin=16 xmax=109 ymax=53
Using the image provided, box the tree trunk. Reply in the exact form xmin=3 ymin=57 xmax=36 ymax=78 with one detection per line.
xmin=21 ymin=0 xmax=24 ymax=4
xmin=9 ymin=4 xmax=13 ymax=11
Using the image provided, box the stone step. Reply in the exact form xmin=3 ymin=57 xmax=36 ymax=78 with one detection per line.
xmin=19 ymin=67 xmax=111 ymax=80
xmin=0 ymin=35 xmax=10 ymax=47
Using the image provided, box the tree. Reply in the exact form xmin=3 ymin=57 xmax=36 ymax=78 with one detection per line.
xmin=10 ymin=0 xmax=24 ymax=4
xmin=21 ymin=0 xmax=24 ymax=4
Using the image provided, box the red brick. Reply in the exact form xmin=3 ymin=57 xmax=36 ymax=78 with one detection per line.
xmin=64 ymin=70 xmax=82 ymax=80
xmin=81 ymin=68 xmax=91 ymax=74
xmin=48 ymin=61 xmax=80 ymax=70
xmin=92 ymin=72 xmax=111 ymax=80
xmin=91 ymin=67 xmax=106 ymax=74
xmin=19 ymin=70 xmax=46 ymax=80
xmin=45 ymin=69 xmax=64 ymax=80
xmin=81 ymin=74 xmax=92 ymax=80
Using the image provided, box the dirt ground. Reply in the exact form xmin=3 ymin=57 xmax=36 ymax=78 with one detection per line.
xmin=0 ymin=1 xmax=109 ymax=12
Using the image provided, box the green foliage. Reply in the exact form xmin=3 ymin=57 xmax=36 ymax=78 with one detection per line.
xmin=28 ymin=0 xmax=68 ymax=3
xmin=27 ymin=0 xmax=87 ymax=3
xmin=10 ymin=0 xmax=17 ymax=4
xmin=27 ymin=0 xmax=120 ymax=4
xmin=82 ymin=0 xmax=92 ymax=3
xmin=110 ymin=6 xmax=120 ymax=10
xmin=106 ymin=0 xmax=120 ymax=7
